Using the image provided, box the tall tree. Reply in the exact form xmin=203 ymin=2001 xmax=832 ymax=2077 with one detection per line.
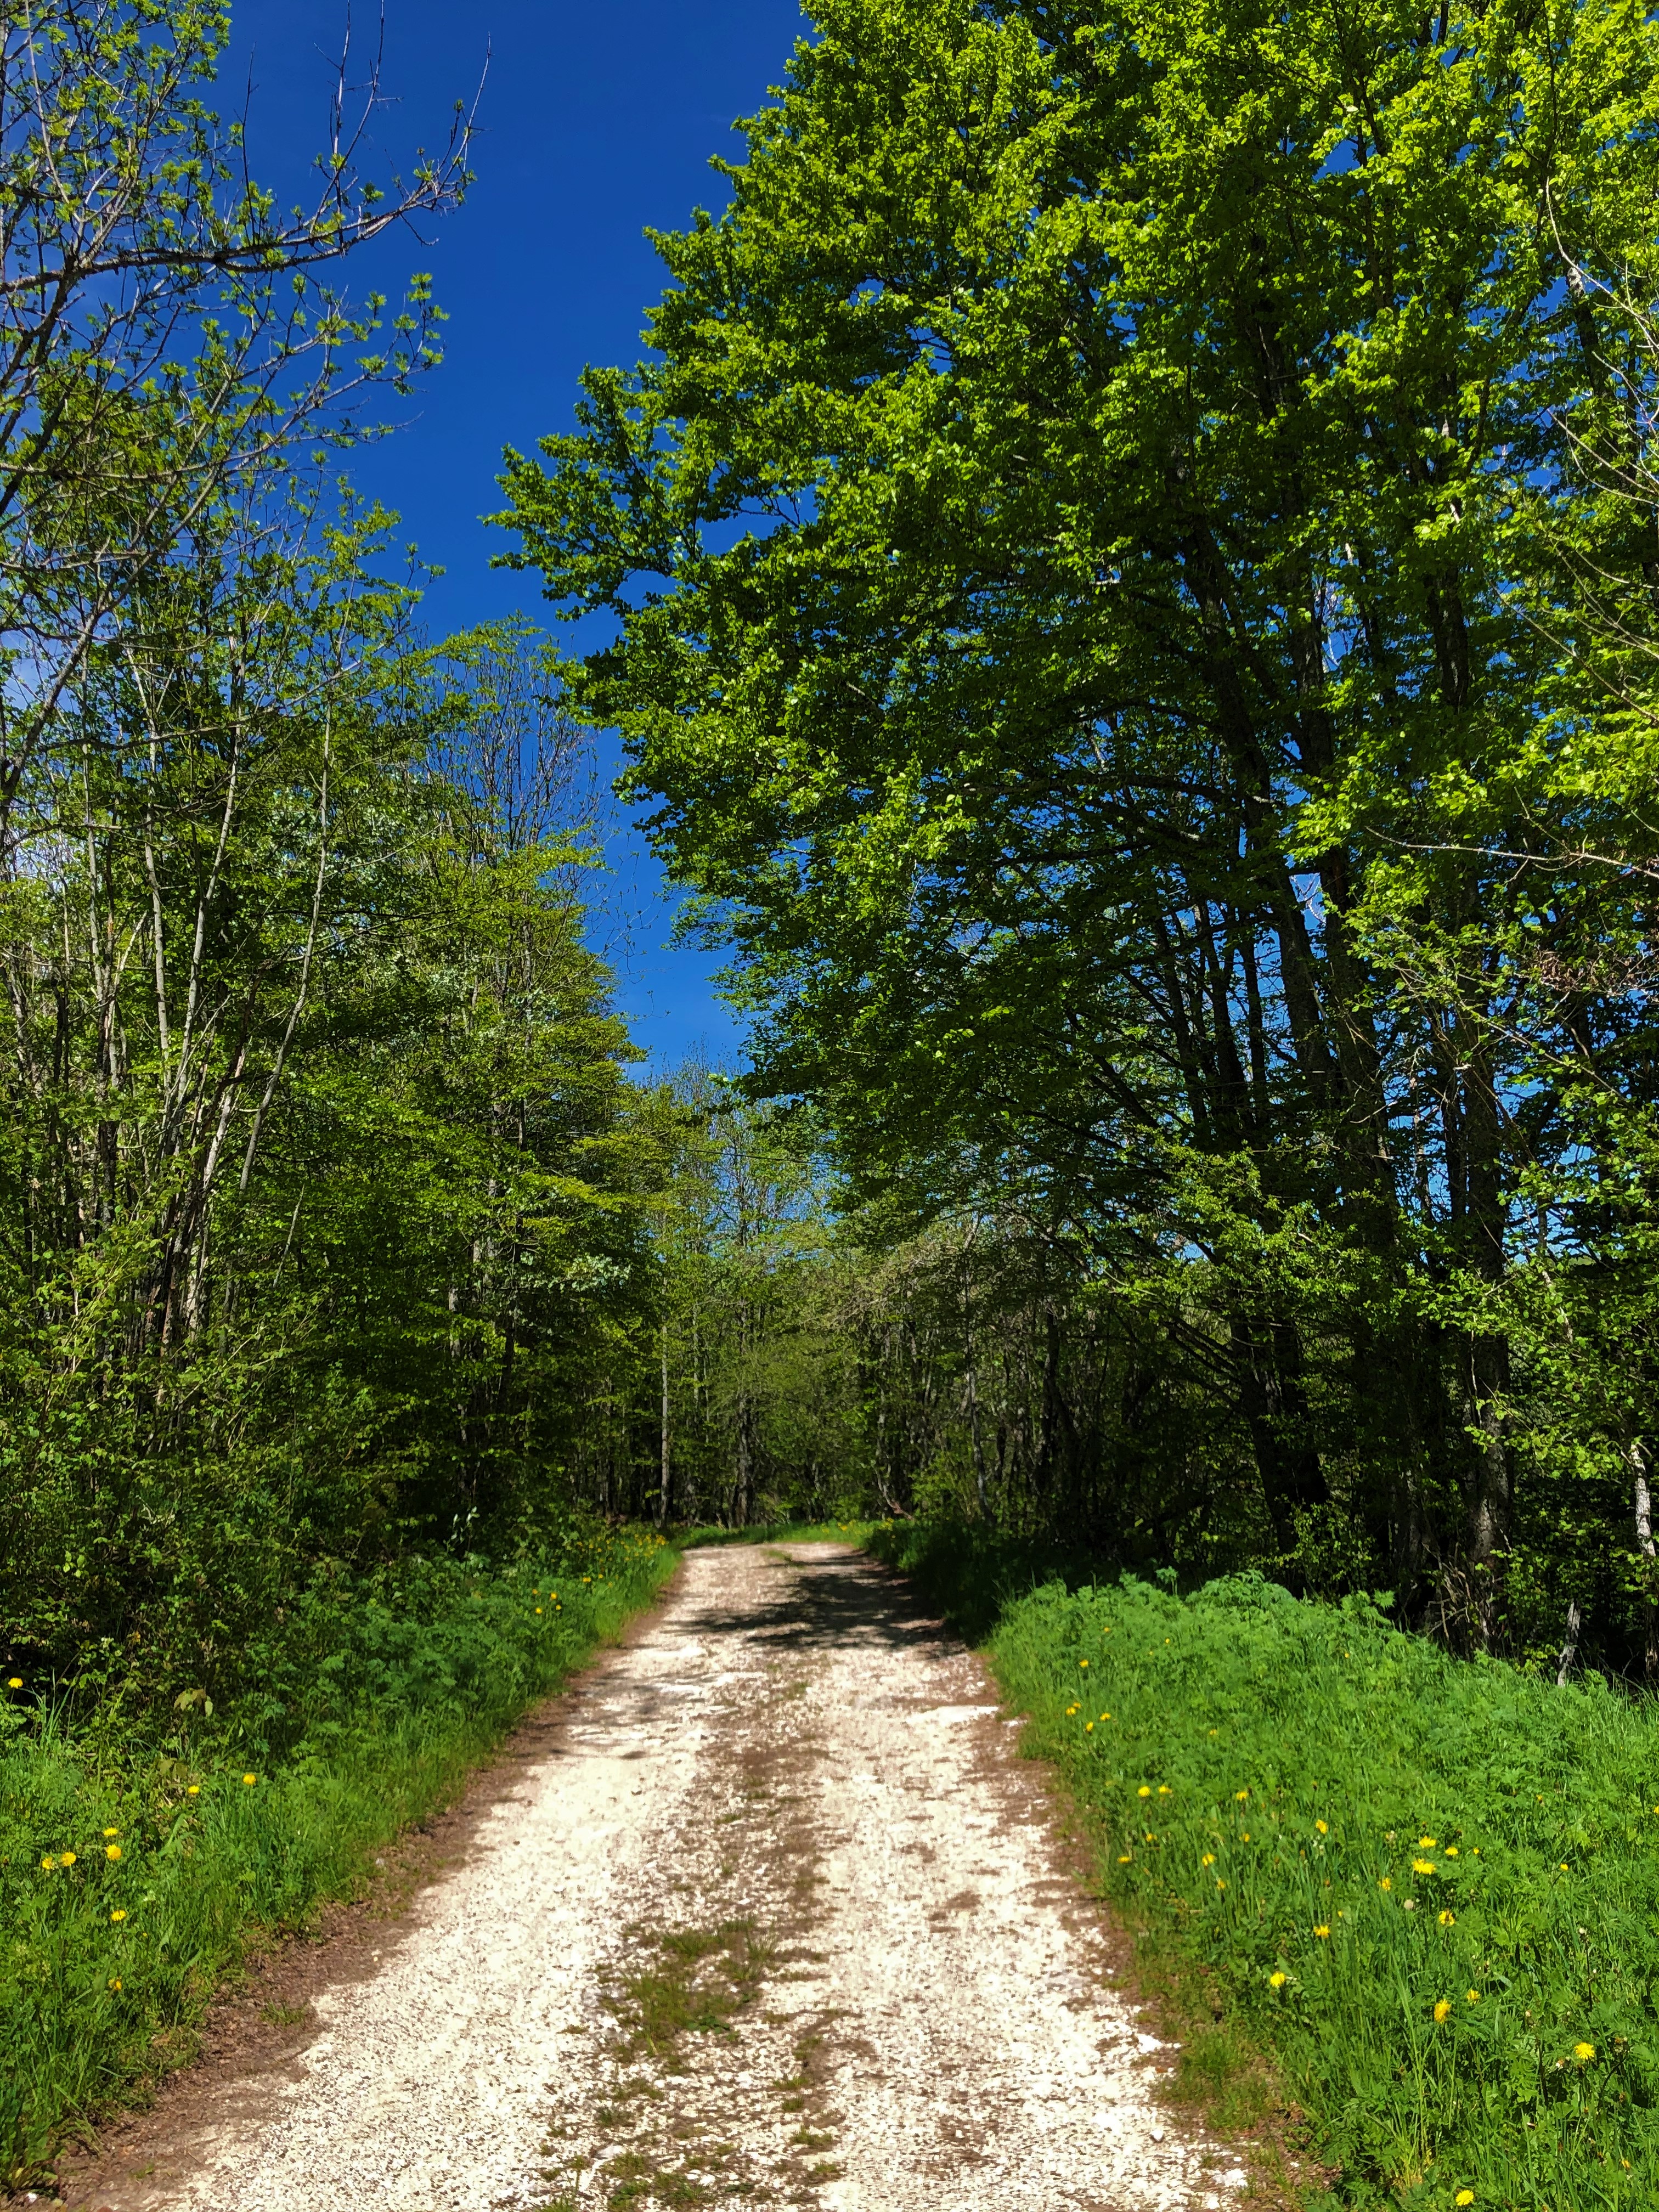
xmin=499 ymin=0 xmax=1659 ymax=1646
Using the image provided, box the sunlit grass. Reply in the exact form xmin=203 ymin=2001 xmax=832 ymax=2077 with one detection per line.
xmin=871 ymin=1520 xmax=1659 ymax=2211
xmin=680 ymin=1518 xmax=874 ymax=1548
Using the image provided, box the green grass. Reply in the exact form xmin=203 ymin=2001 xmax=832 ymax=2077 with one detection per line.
xmin=678 ymin=1518 xmax=871 ymax=1548
xmin=868 ymin=1519 xmax=1659 ymax=2212
xmin=0 ymin=1526 xmax=679 ymax=2187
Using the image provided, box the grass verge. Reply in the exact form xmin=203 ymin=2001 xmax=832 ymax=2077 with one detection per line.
xmin=0 ymin=1527 xmax=679 ymax=2187
xmin=868 ymin=1517 xmax=1659 ymax=2212
xmin=678 ymin=1519 xmax=870 ymax=1548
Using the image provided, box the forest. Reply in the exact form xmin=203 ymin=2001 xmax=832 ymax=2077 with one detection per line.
xmin=9 ymin=0 xmax=1659 ymax=1731
xmin=510 ymin=0 xmax=1659 ymax=1685
xmin=9 ymin=0 xmax=1659 ymax=2199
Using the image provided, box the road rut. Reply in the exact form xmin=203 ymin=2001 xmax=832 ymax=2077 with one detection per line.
xmin=66 ymin=1543 xmax=1247 ymax=2212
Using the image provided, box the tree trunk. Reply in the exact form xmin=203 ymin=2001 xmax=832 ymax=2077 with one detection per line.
xmin=658 ymin=1320 xmax=671 ymax=1527
xmin=1464 ymin=1329 xmax=1511 ymax=1645
xmin=1556 ymin=1598 xmax=1582 ymax=1689
xmin=733 ymin=1392 xmax=752 ymax=1529
xmin=1230 ymin=1312 xmax=1327 ymax=1560
xmin=1634 ymin=1440 xmax=1656 ymax=1684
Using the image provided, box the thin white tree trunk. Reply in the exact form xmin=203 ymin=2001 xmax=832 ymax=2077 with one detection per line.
xmin=1556 ymin=1599 xmax=1582 ymax=1689
xmin=658 ymin=1320 xmax=671 ymax=1527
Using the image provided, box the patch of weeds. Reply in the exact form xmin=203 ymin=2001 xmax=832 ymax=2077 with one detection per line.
xmin=1164 ymin=2016 xmax=1274 ymax=2134
xmin=258 ymin=2000 xmax=311 ymax=2027
xmin=602 ymin=2145 xmax=740 ymax=2210
xmin=607 ymin=1921 xmax=776 ymax=2063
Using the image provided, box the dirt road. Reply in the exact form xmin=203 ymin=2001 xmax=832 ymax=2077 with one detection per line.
xmin=66 ymin=1543 xmax=1248 ymax=2211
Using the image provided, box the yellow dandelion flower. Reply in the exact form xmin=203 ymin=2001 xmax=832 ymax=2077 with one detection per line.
xmin=103 ymin=1827 xmax=118 ymax=1838
xmin=1242 ymin=1831 xmax=1251 ymax=1841
xmin=105 ymin=1843 xmax=121 ymax=1861
xmin=1101 ymin=1711 xmax=1111 ymax=1719
xmin=1313 ymin=1925 xmax=1330 ymax=1938
xmin=1444 ymin=1846 xmax=1458 ymax=1857
xmin=1138 ymin=1785 xmax=1152 ymax=1798
xmin=59 ymin=1851 xmax=75 ymax=1867
xmin=7 ymin=1677 xmax=20 ymax=1688
xmin=535 ymin=1607 xmax=543 ymax=1615
xmin=1574 ymin=2041 xmax=1596 ymax=2063
xmin=1158 ymin=1785 xmax=1171 ymax=1796
xmin=1438 ymin=1909 xmax=1454 ymax=1927
xmin=1216 ymin=1878 xmax=1226 ymax=1890
xmin=1118 ymin=1854 xmax=1131 ymax=1864
xmin=1235 ymin=1788 xmax=1249 ymax=1801
xmin=108 ymin=1977 xmax=122 ymax=1991
xmin=1379 ymin=1876 xmax=1392 ymax=1891
xmin=1268 ymin=1970 xmax=1286 ymax=1989
xmin=1559 ymin=1863 xmax=1570 ymax=1873
xmin=1466 ymin=1989 xmax=1480 ymax=2004
xmin=1201 ymin=1853 xmax=1215 ymax=1867
xmin=111 ymin=1908 xmax=126 ymax=1922
xmin=1434 ymin=2000 xmax=1452 ymax=2023
xmin=1086 ymin=1722 xmax=1094 ymax=1733
xmin=39 ymin=1855 xmax=53 ymax=1872
xmin=242 ymin=1773 xmax=258 ymax=1786
xmin=1412 ymin=1858 xmax=1435 ymax=1875
xmin=1079 ymin=1659 xmax=1089 ymax=1668
xmin=1315 ymin=1819 xmax=1328 ymax=1835
xmin=187 ymin=1784 xmax=200 ymax=1796
xmin=1456 ymin=2194 xmax=1474 ymax=2207
xmin=1419 ymin=1836 xmax=1436 ymax=1848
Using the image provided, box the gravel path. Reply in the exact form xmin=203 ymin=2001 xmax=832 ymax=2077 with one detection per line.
xmin=69 ymin=1543 xmax=1248 ymax=2212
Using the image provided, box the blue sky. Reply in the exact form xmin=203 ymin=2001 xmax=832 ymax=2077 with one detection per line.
xmin=231 ymin=0 xmax=806 ymax=1075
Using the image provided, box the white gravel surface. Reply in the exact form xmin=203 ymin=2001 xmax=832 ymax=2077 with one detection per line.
xmin=75 ymin=1543 xmax=1245 ymax=2211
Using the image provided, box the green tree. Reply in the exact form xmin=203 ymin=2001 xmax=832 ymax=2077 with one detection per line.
xmin=0 ymin=8 xmax=669 ymax=1704
xmin=499 ymin=0 xmax=1659 ymax=1655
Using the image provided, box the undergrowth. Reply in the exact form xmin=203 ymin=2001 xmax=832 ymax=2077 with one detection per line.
xmin=0 ymin=1525 xmax=679 ymax=2187
xmin=869 ymin=1519 xmax=1659 ymax=2212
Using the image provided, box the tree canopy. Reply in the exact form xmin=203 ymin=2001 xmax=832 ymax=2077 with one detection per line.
xmin=499 ymin=0 xmax=1659 ymax=1658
